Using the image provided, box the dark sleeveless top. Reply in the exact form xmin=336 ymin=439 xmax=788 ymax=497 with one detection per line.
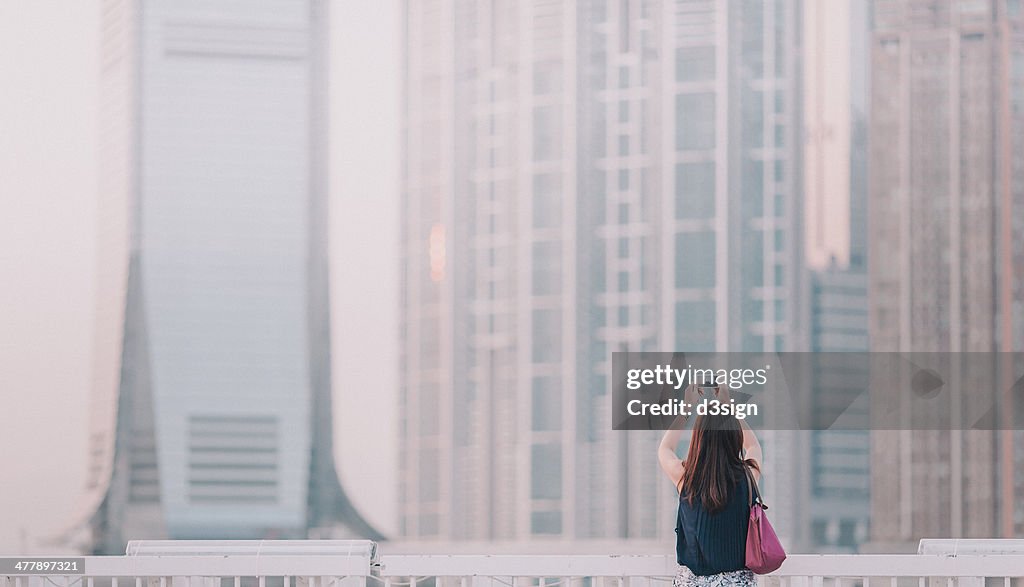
xmin=675 ymin=469 xmax=750 ymax=576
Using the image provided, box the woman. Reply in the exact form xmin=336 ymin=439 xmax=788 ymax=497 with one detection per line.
xmin=658 ymin=383 xmax=763 ymax=587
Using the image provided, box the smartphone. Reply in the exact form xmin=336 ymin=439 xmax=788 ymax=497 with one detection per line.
xmin=697 ymin=373 xmax=719 ymax=392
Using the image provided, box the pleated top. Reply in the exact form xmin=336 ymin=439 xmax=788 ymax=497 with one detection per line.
xmin=675 ymin=469 xmax=750 ymax=576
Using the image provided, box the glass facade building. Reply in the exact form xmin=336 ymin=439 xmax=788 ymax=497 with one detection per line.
xmin=807 ymin=267 xmax=870 ymax=551
xmin=800 ymin=0 xmax=871 ymax=553
xmin=400 ymin=0 xmax=806 ymax=543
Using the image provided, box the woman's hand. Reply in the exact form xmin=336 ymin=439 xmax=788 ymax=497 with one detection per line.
xmin=740 ymin=420 xmax=763 ymax=482
xmin=686 ymin=381 xmax=730 ymax=406
xmin=683 ymin=383 xmax=700 ymax=407
xmin=713 ymin=384 xmax=731 ymax=402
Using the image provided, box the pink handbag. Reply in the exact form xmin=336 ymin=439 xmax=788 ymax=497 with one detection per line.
xmin=744 ymin=467 xmax=786 ymax=574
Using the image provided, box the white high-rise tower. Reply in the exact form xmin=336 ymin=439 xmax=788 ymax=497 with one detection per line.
xmin=79 ymin=0 xmax=381 ymax=554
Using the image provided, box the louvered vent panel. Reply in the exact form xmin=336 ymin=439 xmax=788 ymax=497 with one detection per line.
xmin=164 ymin=21 xmax=306 ymax=60
xmin=187 ymin=414 xmax=278 ymax=504
xmin=675 ymin=0 xmax=716 ymax=45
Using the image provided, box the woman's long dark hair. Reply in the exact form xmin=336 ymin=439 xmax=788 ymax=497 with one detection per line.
xmin=678 ymin=413 xmax=759 ymax=513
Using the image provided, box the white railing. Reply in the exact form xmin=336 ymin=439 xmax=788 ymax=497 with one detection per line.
xmin=4 ymin=550 xmax=1024 ymax=587
xmin=377 ymin=554 xmax=1024 ymax=587
xmin=0 ymin=540 xmax=376 ymax=587
xmin=0 ymin=556 xmax=370 ymax=587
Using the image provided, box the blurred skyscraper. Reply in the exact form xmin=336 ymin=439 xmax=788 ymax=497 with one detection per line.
xmin=804 ymin=0 xmax=869 ymax=271
xmin=77 ymin=0 xmax=381 ymax=554
xmin=805 ymin=267 xmax=871 ymax=551
xmin=399 ymin=0 xmax=807 ymax=542
xmin=867 ymin=0 xmax=1024 ymax=550
xmin=801 ymin=0 xmax=871 ymax=552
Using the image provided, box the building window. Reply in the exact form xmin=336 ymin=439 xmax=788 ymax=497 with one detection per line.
xmin=675 ymin=162 xmax=716 ymax=219
xmin=533 ymin=173 xmax=562 ymax=229
xmin=741 ymin=0 xmax=765 ymax=77
xmin=676 ymin=46 xmax=715 ymax=82
xmin=532 ymin=105 xmax=562 ymax=161
xmin=742 ymin=230 xmax=764 ymax=286
xmin=418 ymin=513 xmax=439 ymax=536
xmin=675 ymin=231 xmax=716 ymax=288
xmin=744 ymin=334 xmax=764 ymax=352
xmin=532 ymin=309 xmax=561 ymax=362
xmin=676 ymin=93 xmax=716 ymax=150
xmin=532 ymin=241 xmax=562 ymax=295
xmin=812 ymin=520 xmax=829 ymax=546
xmin=531 ymin=511 xmax=562 ymax=535
xmin=533 ymin=60 xmax=562 ymax=95
xmin=531 ymin=444 xmax=562 ymax=499
xmin=742 ymin=89 xmax=764 ymax=147
xmin=676 ymin=301 xmax=716 ymax=351
xmin=532 ymin=376 xmax=561 ymax=431
xmin=838 ymin=519 xmax=857 ymax=546
xmin=418 ymin=449 xmax=439 ymax=502
xmin=748 ymin=300 xmax=764 ymax=321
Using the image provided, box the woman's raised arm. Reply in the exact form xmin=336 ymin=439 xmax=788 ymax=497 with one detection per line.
xmin=740 ymin=420 xmax=762 ymax=482
xmin=658 ymin=415 xmax=688 ymax=489
xmin=657 ymin=384 xmax=697 ymax=489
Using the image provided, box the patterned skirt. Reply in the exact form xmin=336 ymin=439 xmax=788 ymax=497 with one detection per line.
xmin=671 ymin=565 xmax=756 ymax=587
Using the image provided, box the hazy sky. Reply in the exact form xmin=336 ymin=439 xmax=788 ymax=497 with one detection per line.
xmin=0 ymin=0 xmax=400 ymax=552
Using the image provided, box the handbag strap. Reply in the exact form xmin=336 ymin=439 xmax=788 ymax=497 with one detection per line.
xmin=744 ymin=465 xmax=764 ymax=508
